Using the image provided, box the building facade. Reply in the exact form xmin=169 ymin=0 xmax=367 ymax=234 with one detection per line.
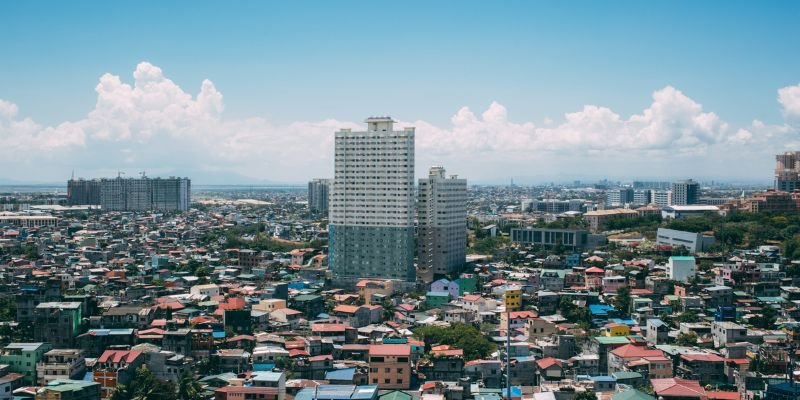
xmin=670 ymin=180 xmax=699 ymax=206
xmin=655 ymin=228 xmax=716 ymax=253
xmin=99 ymin=176 xmax=190 ymax=211
xmin=67 ymin=179 xmax=101 ymax=205
xmin=329 ymin=117 xmax=416 ymax=283
xmin=417 ymin=166 xmax=467 ymax=280
xmin=776 ymin=151 xmax=800 ymax=191
xmin=308 ymin=178 xmax=331 ymax=216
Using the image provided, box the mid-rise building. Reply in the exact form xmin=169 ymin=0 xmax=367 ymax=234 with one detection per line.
xmin=36 ymin=349 xmax=86 ymax=386
xmin=308 ymin=178 xmax=331 ymax=216
xmin=329 ymin=117 xmax=415 ymax=283
xmin=775 ymin=151 xmax=800 ymax=191
xmin=98 ymin=176 xmax=190 ymax=211
xmin=417 ymin=166 xmax=467 ymax=280
xmin=667 ymin=256 xmax=696 ymax=282
xmin=510 ymin=227 xmax=591 ymax=250
xmin=368 ymin=344 xmax=411 ymax=389
xmin=606 ymin=188 xmax=634 ymax=206
xmin=652 ymin=190 xmax=672 ymax=207
xmin=656 ymin=228 xmax=716 ymax=253
xmin=0 ymin=343 xmax=52 ymax=385
xmin=670 ymin=179 xmax=699 ymax=206
xmin=632 ymin=190 xmax=652 ymax=206
xmin=67 ymin=179 xmax=101 ymax=205
xmin=33 ymin=302 xmax=83 ymax=348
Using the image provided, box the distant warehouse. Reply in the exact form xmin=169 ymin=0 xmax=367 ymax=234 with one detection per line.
xmin=656 ymin=228 xmax=715 ymax=253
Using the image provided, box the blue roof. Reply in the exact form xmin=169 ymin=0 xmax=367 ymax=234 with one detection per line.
xmin=426 ymin=291 xmax=449 ymax=297
xmin=212 ymin=331 xmax=226 ymax=339
xmin=502 ymin=387 xmax=522 ymax=398
xmin=590 ymin=376 xmax=617 ymax=382
xmin=325 ymin=368 xmax=356 ymax=381
xmin=589 ymin=304 xmax=615 ymax=315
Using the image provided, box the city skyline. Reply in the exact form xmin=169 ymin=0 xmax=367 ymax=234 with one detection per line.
xmin=2 ymin=2 xmax=800 ymax=184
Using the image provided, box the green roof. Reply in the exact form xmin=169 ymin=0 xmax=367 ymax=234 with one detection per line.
xmin=612 ymin=389 xmax=655 ymax=400
xmin=293 ymin=294 xmax=321 ymax=301
xmin=670 ymin=256 xmax=696 ymax=261
xmin=380 ymin=391 xmax=413 ymax=400
xmin=594 ymin=336 xmax=631 ymax=344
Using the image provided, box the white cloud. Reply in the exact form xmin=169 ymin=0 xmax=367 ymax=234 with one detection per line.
xmin=0 ymin=62 xmax=797 ymax=183
xmin=779 ymin=82 xmax=800 ymax=120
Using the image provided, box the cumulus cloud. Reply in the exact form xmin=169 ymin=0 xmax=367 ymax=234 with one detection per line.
xmin=779 ymin=82 xmax=800 ymax=120
xmin=0 ymin=62 xmax=797 ymax=183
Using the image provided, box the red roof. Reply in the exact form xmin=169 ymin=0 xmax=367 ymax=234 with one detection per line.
xmin=98 ymin=350 xmax=142 ymax=364
xmin=610 ymin=344 xmax=665 ymax=359
xmin=508 ymin=311 xmax=537 ymax=319
xmin=706 ymin=391 xmax=740 ymax=400
xmin=369 ymin=344 xmax=411 ymax=356
xmin=536 ymin=357 xmax=563 ymax=369
xmin=288 ymin=349 xmax=310 ymax=357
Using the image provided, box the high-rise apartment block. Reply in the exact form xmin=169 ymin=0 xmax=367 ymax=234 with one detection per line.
xmin=329 ymin=117 xmax=416 ymax=283
xmin=670 ymin=179 xmax=699 ymax=206
xmin=417 ymin=166 xmax=467 ymax=280
xmin=67 ymin=179 xmax=102 ymax=205
xmin=308 ymin=178 xmax=331 ymax=216
xmin=776 ymin=151 xmax=800 ymax=191
xmin=96 ymin=177 xmax=191 ymax=211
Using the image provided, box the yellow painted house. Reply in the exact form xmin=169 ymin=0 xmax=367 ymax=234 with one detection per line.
xmin=603 ymin=323 xmax=631 ymax=337
xmin=504 ymin=288 xmax=522 ymax=311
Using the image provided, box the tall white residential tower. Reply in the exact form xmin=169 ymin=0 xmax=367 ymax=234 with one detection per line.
xmin=329 ymin=117 xmax=416 ymax=282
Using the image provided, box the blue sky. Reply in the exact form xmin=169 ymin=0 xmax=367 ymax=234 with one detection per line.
xmin=1 ymin=2 xmax=799 ymax=184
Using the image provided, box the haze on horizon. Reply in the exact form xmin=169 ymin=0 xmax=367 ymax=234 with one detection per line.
xmin=1 ymin=1 xmax=800 ymax=185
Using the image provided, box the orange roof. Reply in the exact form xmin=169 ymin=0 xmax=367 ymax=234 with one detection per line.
xmin=585 ymin=266 xmax=605 ymax=273
xmin=681 ymin=353 xmax=725 ymax=362
xmin=333 ymin=305 xmax=360 ymax=314
xmin=508 ymin=311 xmax=537 ymax=319
xmin=707 ymin=391 xmax=740 ymax=400
xmin=312 ymin=324 xmax=347 ymax=333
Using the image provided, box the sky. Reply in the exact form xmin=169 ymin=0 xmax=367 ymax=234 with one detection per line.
xmin=1 ymin=1 xmax=800 ymax=185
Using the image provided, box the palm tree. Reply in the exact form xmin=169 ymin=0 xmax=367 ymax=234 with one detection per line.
xmin=178 ymin=371 xmax=203 ymax=400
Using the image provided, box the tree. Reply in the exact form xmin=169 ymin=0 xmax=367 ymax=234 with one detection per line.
xmin=574 ymin=390 xmax=597 ymax=400
xmin=128 ymin=366 xmax=175 ymax=400
xmin=675 ymin=331 xmax=698 ymax=346
xmin=750 ymin=306 xmax=778 ymax=329
xmin=110 ymin=385 xmax=130 ymax=400
xmin=178 ymin=372 xmax=202 ymax=400
xmin=413 ymin=323 xmax=496 ymax=360
xmin=676 ymin=310 xmax=700 ymax=323
xmin=614 ymin=286 xmax=632 ymax=315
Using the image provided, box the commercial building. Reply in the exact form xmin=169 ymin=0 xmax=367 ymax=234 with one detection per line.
xmin=606 ymin=188 xmax=634 ymax=207
xmin=98 ymin=176 xmax=191 ymax=211
xmin=775 ymin=151 xmax=800 ymax=191
xmin=652 ymin=190 xmax=672 ymax=207
xmin=632 ymin=190 xmax=652 ymax=206
xmin=417 ymin=166 xmax=467 ymax=280
xmin=510 ymin=228 xmax=590 ymax=250
xmin=670 ymin=180 xmax=699 ymax=206
xmin=584 ymin=208 xmax=639 ymax=233
xmin=524 ymin=199 xmax=586 ymax=213
xmin=329 ymin=117 xmax=416 ymax=283
xmin=744 ymin=189 xmax=798 ymax=213
xmin=0 ymin=214 xmax=58 ymax=228
xmin=66 ymin=179 xmax=101 ymax=205
xmin=655 ymin=228 xmax=716 ymax=253
xmin=308 ymin=178 xmax=331 ymax=216
xmin=661 ymin=205 xmax=720 ymax=220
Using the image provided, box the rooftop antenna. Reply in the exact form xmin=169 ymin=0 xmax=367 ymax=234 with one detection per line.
xmin=140 ymin=171 xmax=147 ymax=178
xmin=71 ymin=169 xmax=75 ymax=180
xmin=118 ymin=171 xmax=125 ymax=178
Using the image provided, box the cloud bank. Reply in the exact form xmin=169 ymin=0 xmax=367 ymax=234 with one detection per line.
xmin=1 ymin=62 xmax=798 ymax=184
